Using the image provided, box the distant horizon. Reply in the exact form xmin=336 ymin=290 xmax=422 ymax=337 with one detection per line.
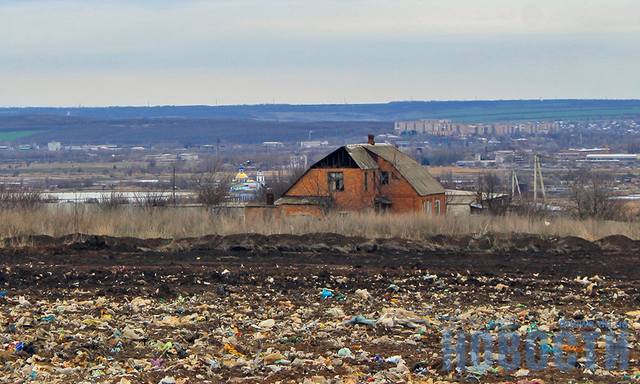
xmin=3 ymin=98 xmax=640 ymax=109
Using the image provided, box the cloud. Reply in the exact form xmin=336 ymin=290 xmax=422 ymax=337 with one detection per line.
xmin=0 ymin=0 xmax=639 ymax=105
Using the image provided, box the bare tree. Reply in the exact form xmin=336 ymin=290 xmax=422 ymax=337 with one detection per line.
xmin=134 ymin=191 xmax=171 ymax=209
xmin=192 ymin=160 xmax=233 ymax=207
xmin=0 ymin=185 xmax=45 ymax=209
xmin=475 ymin=173 xmax=508 ymax=214
xmin=96 ymin=191 xmax=128 ymax=210
xmin=268 ymin=167 xmax=306 ymax=200
xmin=567 ymin=170 xmax=623 ymax=220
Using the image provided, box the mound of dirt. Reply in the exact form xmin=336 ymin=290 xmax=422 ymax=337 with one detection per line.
xmin=554 ymin=236 xmax=601 ymax=253
xmin=596 ymin=235 xmax=640 ymax=252
xmin=0 ymin=232 xmax=614 ymax=256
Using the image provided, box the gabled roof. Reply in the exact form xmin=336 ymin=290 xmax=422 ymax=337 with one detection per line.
xmin=358 ymin=143 xmax=445 ymax=196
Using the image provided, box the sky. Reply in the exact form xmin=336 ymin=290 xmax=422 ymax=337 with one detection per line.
xmin=1 ymin=0 xmax=639 ymax=106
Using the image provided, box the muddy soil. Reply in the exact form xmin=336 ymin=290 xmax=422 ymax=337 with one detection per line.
xmin=0 ymin=233 xmax=638 ymax=383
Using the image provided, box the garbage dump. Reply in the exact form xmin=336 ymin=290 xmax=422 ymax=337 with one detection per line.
xmin=0 ymin=233 xmax=638 ymax=383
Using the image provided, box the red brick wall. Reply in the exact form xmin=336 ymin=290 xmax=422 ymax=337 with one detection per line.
xmin=279 ymin=204 xmax=325 ymax=218
xmin=373 ymin=157 xmax=445 ymax=214
xmin=286 ymin=168 xmax=375 ymax=211
xmin=282 ymin=159 xmax=445 ymax=215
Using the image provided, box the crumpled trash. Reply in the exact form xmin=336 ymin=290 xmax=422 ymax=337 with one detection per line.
xmin=39 ymin=314 xmax=56 ymax=322
xmin=385 ymin=355 xmax=403 ymax=364
xmin=355 ymin=289 xmax=371 ymax=300
xmin=223 ymin=343 xmax=245 ymax=357
xmin=258 ymin=318 xmax=276 ymax=329
xmin=386 ymin=284 xmax=400 ymax=293
xmin=377 ymin=307 xmax=427 ymax=328
xmin=320 ymin=288 xmax=334 ymax=299
xmin=337 ymin=347 xmax=353 ymax=358
xmin=466 ymin=362 xmax=493 ymax=377
xmin=263 ymin=352 xmax=286 ymax=364
xmin=344 ymin=314 xmax=377 ymax=326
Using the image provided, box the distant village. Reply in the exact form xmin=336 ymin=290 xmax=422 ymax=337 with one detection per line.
xmin=1 ymin=117 xmax=640 ymax=215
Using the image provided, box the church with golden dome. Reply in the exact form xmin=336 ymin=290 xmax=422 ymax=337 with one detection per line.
xmin=229 ymin=166 xmax=265 ymax=201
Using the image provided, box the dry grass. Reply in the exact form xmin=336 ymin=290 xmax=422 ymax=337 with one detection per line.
xmin=0 ymin=205 xmax=639 ymax=241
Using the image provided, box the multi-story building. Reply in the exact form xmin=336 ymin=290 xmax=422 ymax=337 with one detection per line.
xmin=394 ymin=119 xmax=559 ymax=137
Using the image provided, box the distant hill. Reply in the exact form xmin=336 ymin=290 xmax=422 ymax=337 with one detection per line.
xmin=2 ymin=99 xmax=640 ymax=122
xmin=0 ymin=99 xmax=639 ymax=145
xmin=0 ymin=116 xmax=390 ymax=145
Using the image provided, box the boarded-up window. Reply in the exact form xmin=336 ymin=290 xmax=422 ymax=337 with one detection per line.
xmin=328 ymin=172 xmax=344 ymax=192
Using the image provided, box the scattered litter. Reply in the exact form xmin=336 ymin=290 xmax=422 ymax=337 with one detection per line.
xmin=0 ymin=240 xmax=634 ymax=382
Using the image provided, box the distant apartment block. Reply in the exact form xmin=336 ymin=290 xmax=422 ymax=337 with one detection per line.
xmin=262 ymin=141 xmax=284 ymax=149
xmin=394 ymin=119 xmax=559 ymax=137
xmin=300 ymin=140 xmax=329 ymax=149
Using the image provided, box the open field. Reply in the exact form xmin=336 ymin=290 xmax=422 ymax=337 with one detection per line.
xmin=0 ymin=232 xmax=638 ymax=382
xmin=0 ymin=130 xmax=41 ymax=141
xmin=1 ymin=206 xmax=640 ymax=241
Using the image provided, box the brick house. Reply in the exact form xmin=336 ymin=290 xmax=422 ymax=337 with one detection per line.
xmin=273 ymin=135 xmax=445 ymax=217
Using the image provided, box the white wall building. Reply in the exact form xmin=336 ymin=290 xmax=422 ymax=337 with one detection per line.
xmin=48 ymin=141 xmax=62 ymax=151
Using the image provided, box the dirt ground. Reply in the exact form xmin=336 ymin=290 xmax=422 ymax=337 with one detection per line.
xmin=0 ymin=233 xmax=639 ymax=383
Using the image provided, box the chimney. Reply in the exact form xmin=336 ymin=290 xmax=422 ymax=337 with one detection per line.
xmin=367 ymin=134 xmax=375 ymax=145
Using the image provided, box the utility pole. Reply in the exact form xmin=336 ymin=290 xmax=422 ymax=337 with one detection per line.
xmin=533 ymin=157 xmax=537 ymax=202
xmin=533 ymin=154 xmax=546 ymax=204
xmin=538 ymin=155 xmax=547 ymax=203
xmin=511 ymin=170 xmax=522 ymax=201
xmin=172 ymin=163 xmax=176 ymax=206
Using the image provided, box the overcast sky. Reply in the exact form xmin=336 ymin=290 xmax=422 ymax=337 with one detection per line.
xmin=1 ymin=0 xmax=639 ymax=106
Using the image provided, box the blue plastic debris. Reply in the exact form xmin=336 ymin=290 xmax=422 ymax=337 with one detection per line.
xmin=320 ymin=288 xmax=334 ymax=299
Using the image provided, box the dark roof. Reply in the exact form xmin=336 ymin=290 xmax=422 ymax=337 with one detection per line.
xmin=353 ymin=143 xmax=445 ymax=196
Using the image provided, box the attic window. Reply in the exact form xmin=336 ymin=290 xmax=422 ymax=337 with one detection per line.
xmin=380 ymin=171 xmax=389 ymax=185
xmin=328 ymin=172 xmax=344 ymax=192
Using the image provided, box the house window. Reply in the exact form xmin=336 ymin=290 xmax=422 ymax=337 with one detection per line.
xmin=364 ymin=171 xmax=368 ymax=191
xmin=380 ymin=171 xmax=389 ymax=185
xmin=424 ymin=201 xmax=432 ymax=213
xmin=434 ymin=200 xmax=441 ymax=214
xmin=328 ymin=172 xmax=344 ymax=192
